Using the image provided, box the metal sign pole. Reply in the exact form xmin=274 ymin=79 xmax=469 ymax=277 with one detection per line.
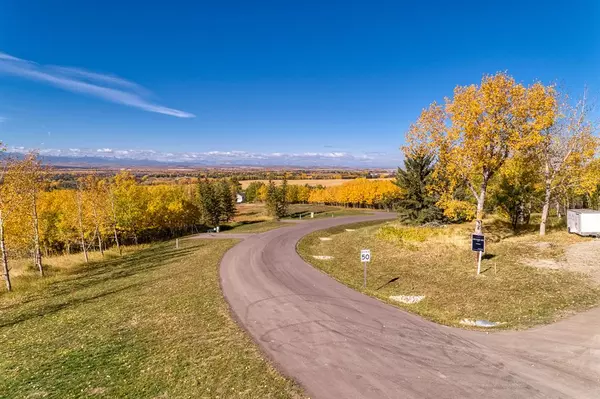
xmin=476 ymin=250 xmax=482 ymax=275
xmin=363 ymin=261 xmax=367 ymax=288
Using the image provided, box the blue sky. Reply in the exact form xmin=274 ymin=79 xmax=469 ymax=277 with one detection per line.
xmin=1 ymin=1 xmax=599 ymax=167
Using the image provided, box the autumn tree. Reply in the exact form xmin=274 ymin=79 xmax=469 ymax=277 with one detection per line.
xmin=10 ymin=153 xmax=46 ymax=275
xmin=490 ymin=155 xmax=542 ymax=232
xmin=578 ymin=158 xmax=600 ymax=209
xmin=0 ymin=149 xmax=13 ymax=290
xmin=407 ymin=73 xmax=556 ymax=233
xmin=535 ymin=90 xmax=598 ymax=235
xmin=244 ymin=181 xmax=265 ymax=202
xmin=76 ymin=181 xmax=89 ymax=262
xmin=113 ymin=171 xmax=148 ymax=245
xmin=79 ymin=174 xmax=111 ymax=256
xmin=106 ymin=181 xmax=121 ymax=255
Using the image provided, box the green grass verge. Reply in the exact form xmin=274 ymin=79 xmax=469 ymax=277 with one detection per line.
xmin=0 ymin=240 xmax=302 ymax=398
xmin=285 ymin=204 xmax=370 ymax=220
xmin=297 ymin=220 xmax=600 ymax=330
xmin=222 ymin=220 xmax=289 ymax=233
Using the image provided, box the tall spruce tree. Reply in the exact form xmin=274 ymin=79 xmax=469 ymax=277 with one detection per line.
xmin=265 ymin=177 xmax=288 ymax=219
xmin=198 ymin=178 xmax=221 ymax=228
xmin=395 ymin=153 xmax=443 ymax=224
xmin=218 ymin=180 xmax=236 ymax=223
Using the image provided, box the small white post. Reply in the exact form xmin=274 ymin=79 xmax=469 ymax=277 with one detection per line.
xmin=176 ymin=238 xmax=179 ymax=249
xmin=299 ymin=214 xmax=302 ymax=220
xmin=476 ymin=251 xmax=482 ymax=275
xmin=311 ymin=212 xmax=314 ymax=218
xmin=363 ymin=261 xmax=367 ymax=288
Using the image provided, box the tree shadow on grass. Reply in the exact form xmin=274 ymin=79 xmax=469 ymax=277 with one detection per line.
xmin=220 ymin=220 xmax=265 ymax=231
xmin=0 ymin=244 xmax=198 ymax=327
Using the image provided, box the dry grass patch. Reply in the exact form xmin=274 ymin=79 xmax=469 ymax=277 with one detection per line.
xmin=298 ymin=220 xmax=600 ymax=330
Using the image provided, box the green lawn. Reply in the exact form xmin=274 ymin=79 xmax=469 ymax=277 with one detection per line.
xmin=285 ymin=204 xmax=371 ymax=220
xmin=0 ymin=240 xmax=302 ymax=398
xmin=297 ymin=220 xmax=600 ymax=330
xmin=222 ymin=220 xmax=289 ymax=233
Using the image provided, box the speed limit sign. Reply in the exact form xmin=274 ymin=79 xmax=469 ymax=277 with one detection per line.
xmin=361 ymin=249 xmax=371 ymax=262
xmin=360 ymin=249 xmax=371 ymax=288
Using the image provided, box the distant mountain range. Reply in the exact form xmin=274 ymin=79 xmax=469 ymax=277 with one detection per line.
xmin=3 ymin=151 xmax=399 ymax=170
xmin=3 ymin=145 xmax=402 ymax=169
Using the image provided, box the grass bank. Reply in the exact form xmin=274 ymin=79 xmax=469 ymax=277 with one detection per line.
xmin=297 ymin=219 xmax=600 ymax=330
xmin=0 ymin=240 xmax=302 ymax=398
xmin=285 ymin=204 xmax=370 ymax=219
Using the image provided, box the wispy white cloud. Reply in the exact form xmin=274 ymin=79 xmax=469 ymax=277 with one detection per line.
xmin=0 ymin=116 xmax=6 ymax=123
xmin=0 ymin=51 xmax=194 ymax=118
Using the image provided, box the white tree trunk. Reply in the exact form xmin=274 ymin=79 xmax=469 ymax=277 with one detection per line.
xmin=540 ymin=183 xmax=552 ymax=236
xmin=108 ymin=188 xmax=121 ymax=256
xmin=474 ymin=188 xmax=487 ymax=234
xmin=77 ymin=190 xmax=89 ymax=263
xmin=31 ymin=192 xmax=43 ymax=276
xmin=0 ymin=210 xmax=11 ymax=291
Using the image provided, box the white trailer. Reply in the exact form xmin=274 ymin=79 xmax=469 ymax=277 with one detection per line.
xmin=567 ymin=209 xmax=600 ymax=237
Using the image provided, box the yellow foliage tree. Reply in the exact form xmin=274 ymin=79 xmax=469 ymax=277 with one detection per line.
xmin=407 ymin=73 xmax=556 ymax=233
xmin=534 ymin=90 xmax=599 ymax=235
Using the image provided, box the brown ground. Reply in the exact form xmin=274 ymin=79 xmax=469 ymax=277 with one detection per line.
xmin=526 ymin=239 xmax=600 ymax=283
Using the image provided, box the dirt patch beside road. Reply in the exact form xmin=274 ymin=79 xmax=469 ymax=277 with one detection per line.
xmin=526 ymin=239 xmax=600 ymax=284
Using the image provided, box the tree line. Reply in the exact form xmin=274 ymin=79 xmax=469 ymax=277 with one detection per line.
xmin=244 ymin=178 xmax=402 ymax=209
xmin=399 ymin=72 xmax=599 ymax=234
xmin=0 ymin=151 xmax=237 ymax=291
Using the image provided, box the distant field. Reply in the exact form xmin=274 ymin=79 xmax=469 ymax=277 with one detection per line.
xmin=240 ymin=178 xmax=393 ymax=189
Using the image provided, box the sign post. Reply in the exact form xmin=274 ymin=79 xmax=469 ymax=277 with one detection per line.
xmin=360 ymin=249 xmax=371 ymax=288
xmin=471 ymin=234 xmax=485 ymax=275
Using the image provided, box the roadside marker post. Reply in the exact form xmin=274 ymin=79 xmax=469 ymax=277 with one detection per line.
xmin=471 ymin=234 xmax=485 ymax=275
xmin=360 ymin=249 xmax=371 ymax=288
xmin=176 ymin=238 xmax=179 ymax=249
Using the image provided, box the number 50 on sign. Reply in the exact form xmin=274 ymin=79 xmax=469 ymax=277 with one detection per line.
xmin=361 ymin=249 xmax=371 ymax=262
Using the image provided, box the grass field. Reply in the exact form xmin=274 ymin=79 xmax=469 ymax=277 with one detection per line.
xmin=239 ymin=178 xmax=393 ymax=189
xmin=0 ymin=240 xmax=302 ymax=398
xmin=230 ymin=203 xmax=369 ymax=226
xmin=297 ymin=218 xmax=600 ymax=330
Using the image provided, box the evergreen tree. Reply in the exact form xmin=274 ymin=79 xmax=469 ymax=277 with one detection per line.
xmin=266 ymin=179 xmax=278 ymax=217
xmin=198 ymin=178 xmax=221 ymax=228
xmin=218 ymin=180 xmax=236 ymax=223
xmin=265 ymin=177 xmax=288 ymax=219
xmin=395 ymin=153 xmax=443 ymax=224
xmin=277 ymin=175 xmax=289 ymax=217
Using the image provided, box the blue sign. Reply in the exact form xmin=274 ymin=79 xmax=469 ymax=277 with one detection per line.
xmin=472 ymin=234 xmax=485 ymax=252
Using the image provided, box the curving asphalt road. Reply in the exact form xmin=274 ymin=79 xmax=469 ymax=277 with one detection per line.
xmin=216 ymin=213 xmax=600 ymax=399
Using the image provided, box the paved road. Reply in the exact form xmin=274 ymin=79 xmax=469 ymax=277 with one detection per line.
xmin=217 ymin=213 xmax=600 ymax=399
